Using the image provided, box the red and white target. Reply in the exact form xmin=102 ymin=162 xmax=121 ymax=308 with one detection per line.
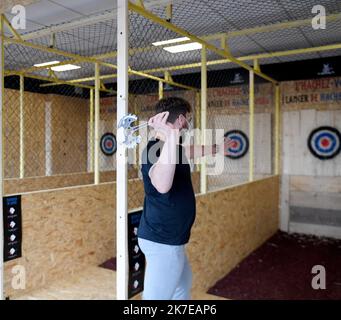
xmin=224 ymin=130 xmax=249 ymax=159
xmin=308 ymin=126 xmax=341 ymax=160
xmin=100 ymin=133 xmax=117 ymax=156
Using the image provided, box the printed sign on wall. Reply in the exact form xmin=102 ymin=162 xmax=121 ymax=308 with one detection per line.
xmin=3 ymin=196 xmax=22 ymax=262
xmin=127 ymin=210 xmax=145 ymax=299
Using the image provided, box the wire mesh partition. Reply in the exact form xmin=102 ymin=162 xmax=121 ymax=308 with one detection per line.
xmin=127 ymin=2 xmax=280 ymax=194
xmin=206 ymin=81 xmax=251 ymax=190
xmin=2 ymin=0 xmax=340 ymax=196
xmin=2 ymin=19 xmax=119 ymax=195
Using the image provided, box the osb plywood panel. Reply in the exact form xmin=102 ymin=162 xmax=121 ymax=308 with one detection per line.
xmin=23 ymin=91 xmax=46 ymax=177
xmin=4 ymin=171 xmax=200 ymax=298
xmin=3 ymin=88 xmax=20 ymax=178
xmin=3 ymin=89 xmax=46 ymax=178
xmin=4 ymin=183 xmax=116 ymax=298
xmin=4 ymin=169 xmax=138 ymax=195
xmin=188 ymin=176 xmax=280 ymax=293
xmin=3 ymin=89 xmax=90 ymax=179
xmin=14 ymin=267 xmax=116 ymax=300
xmin=4 ymin=178 xmax=147 ymax=298
xmin=191 ymin=171 xmax=200 ymax=194
xmin=49 ymin=95 xmax=89 ymax=175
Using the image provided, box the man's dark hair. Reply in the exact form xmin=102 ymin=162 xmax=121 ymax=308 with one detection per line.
xmin=155 ymin=97 xmax=191 ymax=123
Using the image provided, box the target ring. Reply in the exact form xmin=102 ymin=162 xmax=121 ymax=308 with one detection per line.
xmin=100 ymin=133 xmax=117 ymax=156
xmin=224 ymin=130 xmax=249 ymax=159
xmin=308 ymin=126 xmax=341 ymax=160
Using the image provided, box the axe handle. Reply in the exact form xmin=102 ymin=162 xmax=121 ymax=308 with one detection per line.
xmin=130 ymin=122 xmax=149 ymax=133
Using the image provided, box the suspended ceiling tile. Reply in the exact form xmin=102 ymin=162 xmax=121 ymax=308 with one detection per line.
xmin=22 ymin=0 xmax=83 ymax=26
xmin=300 ymin=20 xmax=341 ymax=46
xmin=50 ymin=0 xmax=116 ymax=16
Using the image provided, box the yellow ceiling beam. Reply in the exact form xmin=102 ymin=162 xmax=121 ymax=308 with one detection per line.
xmin=5 ymin=70 xmax=114 ymax=93
xmin=2 ymin=35 xmax=117 ymax=70
xmin=93 ymin=12 xmax=341 ymax=61
xmin=139 ymin=42 xmax=341 ymax=74
xmin=57 ymin=42 xmax=341 ymax=86
xmin=1 ymin=14 xmax=22 ymax=40
xmin=128 ymin=1 xmax=277 ymax=84
xmin=37 ymin=66 xmax=196 ymax=91
xmin=1 ymin=32 xmax=194 ymax=91
xmin=136 ymin=0 xmax=145 ymax=9
xmin=16 ymin=59 xmax=80 ymax=75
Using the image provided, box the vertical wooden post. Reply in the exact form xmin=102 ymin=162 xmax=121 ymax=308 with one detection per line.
xmin=117 ymin=0 xmax=129 ymax=300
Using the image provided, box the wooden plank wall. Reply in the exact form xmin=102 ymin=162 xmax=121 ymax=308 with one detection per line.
xmin=280 ymin=78 xmax=341 ymax=235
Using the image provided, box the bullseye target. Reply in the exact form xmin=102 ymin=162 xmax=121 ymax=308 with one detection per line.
xmin=100 ymin=133 xmax=117 ymax=156
xmin=308 ymin=126 xmax=341 ymax=160
xmin=224 ymin=130 xmax=249 ymax=159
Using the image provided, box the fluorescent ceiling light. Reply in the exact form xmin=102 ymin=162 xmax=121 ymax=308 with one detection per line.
xmin=51 ymin=64 xmax=81 ymax=72
xmin=163 ymin=42 xmax=202 ymax=53
xmin=152 ymin=37 xmax=190 ymax=46
xmin=34 ymin=60 xmax=60 ymax=67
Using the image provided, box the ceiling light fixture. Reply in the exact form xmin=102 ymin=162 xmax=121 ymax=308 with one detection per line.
xmin=163 ymin=42 xmax=202 ymax=53
xmin=152 ymin=37 xmax=190 ymax=46
xmin=51 ymin=64 xmax=81 ymax=72
xmin=34 ymin=60 xmax=60 ymax=67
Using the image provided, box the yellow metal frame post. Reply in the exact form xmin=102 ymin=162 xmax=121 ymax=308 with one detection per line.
xmin=195 ymin=91 xmax=201 ymax=172
xmin=200 ymin=45 xmax=207 ymax=194
xmin=94 ymin=63 xmax=100 ymax=184
xmin=158 ymin=80 xmax=163 ymax=100
xmin=0 ymin=14 xmax=5 ymax=301
xmin=19 ymin=74 xmax=25 ymax=178
xmin=249 ymin=70 xmax=255 ymax=182
xmin=275 ymin=85 xmax=281 ymax=175
xmin=89 ymin=89 xmax=94 ymax=172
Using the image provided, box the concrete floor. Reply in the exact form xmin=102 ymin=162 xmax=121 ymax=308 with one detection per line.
xmin=13 ymin=266 xmax=227 ymax=300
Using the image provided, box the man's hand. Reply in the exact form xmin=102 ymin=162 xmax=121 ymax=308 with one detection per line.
xmin=222 ymin=137 xmax=235 ymax=156
xmin=148 ymin=112 xmax=179 ymax=140
xmin=148 ymin=112 xmax=179 ymax=194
